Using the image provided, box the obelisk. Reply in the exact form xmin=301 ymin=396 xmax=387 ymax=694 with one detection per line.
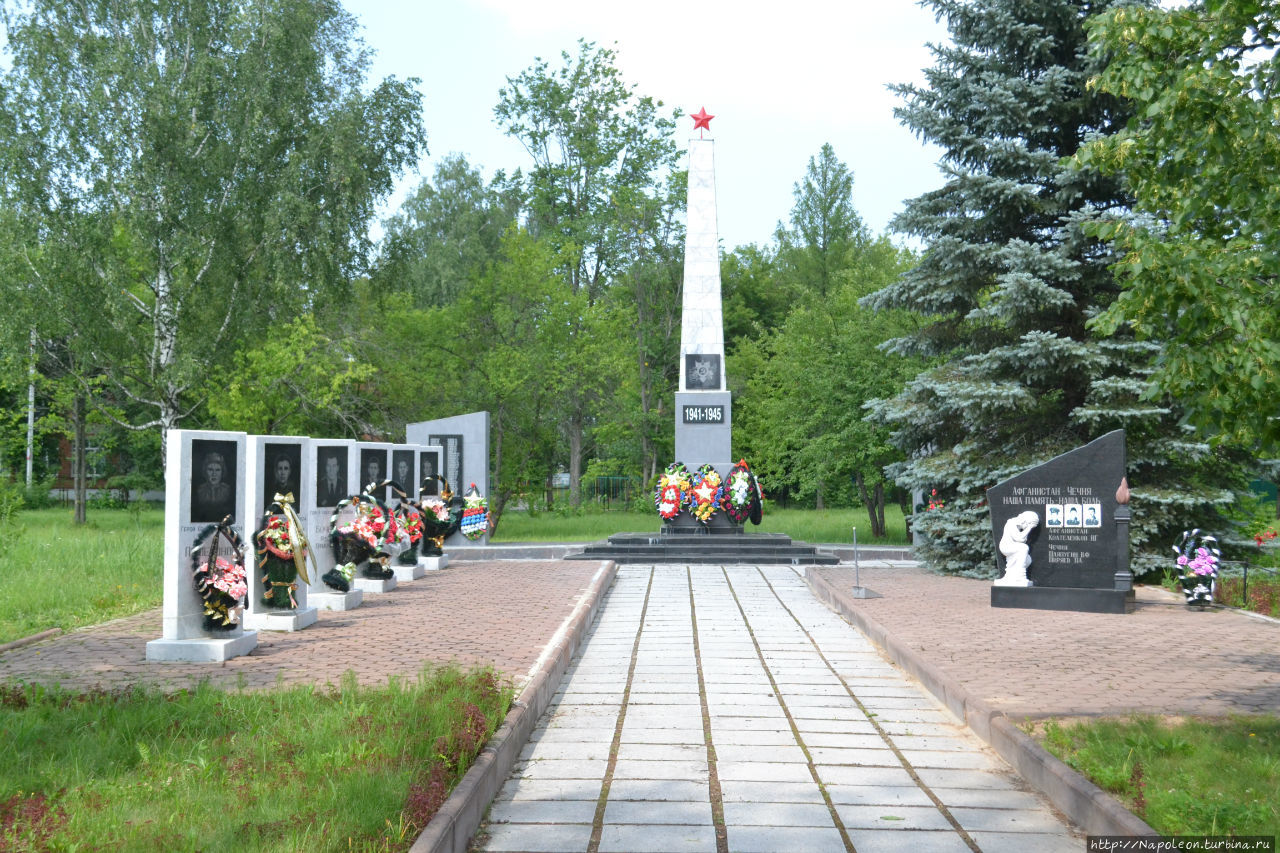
xmin=674 ymin=107 xmax=732 ymax=470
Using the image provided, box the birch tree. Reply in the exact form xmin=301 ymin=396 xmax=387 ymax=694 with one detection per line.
xmin=0 ymin=0 xmax=425 ymax=464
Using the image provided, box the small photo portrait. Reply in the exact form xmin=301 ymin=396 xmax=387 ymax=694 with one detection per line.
xmin=419 ymin=451 xmax=440 ymax=496
xmin=315 ymin=446 xmax=348 ymax=508
xmin=1045 ymin=504 xmax=1064 ymax=528
xmin=392 ymin=449 xmax=413 ymax=492
xmin=360 ymin=448 xmax=387 ymax=499
xmin=190 ymin=439 xmax=237 ymax=523
xmin=1064 ymin=503 xmax=1083 ymax=527
xmin=263 ymin=442 xmax=302 ymax=511
xmin=1083 ymin=503 xmax=1102 ymax=528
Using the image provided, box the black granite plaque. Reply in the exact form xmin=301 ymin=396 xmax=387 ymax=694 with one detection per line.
xmin=685 ymin=354 xmax=721 ymax=390
xmin=419 ymin=451 xmax=440 ymax=496
xmin=986 ymin=430 xmax=1125 ymax=589
xmin=392 ymin=450 xmax=413 ymax=493
xmin=430 ymin=434 xmax=463 ymax=493
xmin=190 ymin=439 xmax=237 ymax=523
xmin=360 ymin=448 xmax=388 ymax=500
xmin=315 ymin=445 xmax=348 ymax=508
xmin=263 ymin=442 xmax=301 ymax=512
xmin=682 ymin=405 xmax=725 ymax=424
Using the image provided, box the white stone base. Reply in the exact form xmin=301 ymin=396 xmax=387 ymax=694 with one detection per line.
xmin=393 ymin=563 xmax=425 ymax=582
xmin=353 ymin=576 xmax=397 ymax=593
xmin=146 ymin=631 xmax=258 ymax=663
xmin=310 ymin=589 xmax=363 ymax=611
xmin=242 ymin=606 xmax=319 ymax=632
xmin=419 ymin=555 xmax=449 ymax=571
xmin=993 ymin=577 xmax=1034 ymax=588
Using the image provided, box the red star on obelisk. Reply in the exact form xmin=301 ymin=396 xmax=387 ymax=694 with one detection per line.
xmin=691 ymin=107 xmax=714 ymax=138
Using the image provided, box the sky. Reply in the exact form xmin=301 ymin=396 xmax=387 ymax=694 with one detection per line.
xmin=352 ymin=1 xmax=952 ymax=252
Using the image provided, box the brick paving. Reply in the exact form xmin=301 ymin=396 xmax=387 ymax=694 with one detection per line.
xmin=0 ymin=560 xmax=611 ymax=693
xmin=813 ymin=562 xmax=1280 ymax=719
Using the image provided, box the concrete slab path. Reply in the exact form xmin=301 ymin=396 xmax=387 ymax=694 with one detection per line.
xmin=476 ymin=564 xmax=1082 ymax=853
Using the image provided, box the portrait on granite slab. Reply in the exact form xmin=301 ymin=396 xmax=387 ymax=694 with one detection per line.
xmin=190 ymin=439 xmax=237 ymax=523
xmin=315 ymin=446 xmax=348 ymax=508
xmin=419 ymin=451 xmax=440 ymax=496
xmin=392 ymin=450 xmax=413 ymax=493
xmin=360 ymin=448 xmax=387 ymax=499
xmin=263 ymin=443 xmax=302 ymax=512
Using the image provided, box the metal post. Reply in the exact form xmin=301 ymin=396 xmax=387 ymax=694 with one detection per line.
xmin=853 ymin=526 xmax=859 ymax=589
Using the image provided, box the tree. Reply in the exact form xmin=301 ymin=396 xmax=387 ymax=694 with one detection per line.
xmin=734 ymin=235 xmax=920 ymax=530
xmin=374 ymin=154 xmax=521 ymax=309
xmin=735 ymin=146 xmax=904 ymax=513
xmin=205 ymin=316 xmax=374 ymax=436
xmin=1078 ymin=0 xmax=1280 ymax=451
xmin=494 ymin=39 xmax=681 ymax=504
xmin=775 ymin=143 xmax=870 ymax=300
xmin=862 ymin=0 xmax=1249 ymax=576
xmin=417 ymin=227 xmax=584 ymax=532
xmin=0 ymin=0 xmax=426 ymax=465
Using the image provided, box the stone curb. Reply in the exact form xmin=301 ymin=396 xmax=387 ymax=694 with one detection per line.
xmin=409 ymin=560 xmax=619 ymax=853
xmin=0 ymin=628 xmax=63 ymax=656
xmin=804 ymin=566 xmax=1158 ymax=838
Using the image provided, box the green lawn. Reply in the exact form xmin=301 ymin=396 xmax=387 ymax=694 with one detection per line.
xmin=0 ymin=506 xmax=164 ymax=644
xmin=0 ymin=666 xmax=512 ymax=851
xmin=1038 ymin=715 xmax=1280 ymax=836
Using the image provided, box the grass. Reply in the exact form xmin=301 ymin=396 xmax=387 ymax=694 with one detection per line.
xmin=0 ymin=666 xmax=513 ymax=852
xmin=1038 ymin=714 xmax=1280 ymax=836
xmin=492 ymin=504 xmax=910 ymax=546
xmin=0 ymin=507 xmax=164 ymax=644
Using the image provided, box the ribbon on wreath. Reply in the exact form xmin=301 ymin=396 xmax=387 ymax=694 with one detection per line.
xmin=272 ymin=492 xmax=314 ymax=585
xmin=267 ymin=580 xmax=298 ymax=609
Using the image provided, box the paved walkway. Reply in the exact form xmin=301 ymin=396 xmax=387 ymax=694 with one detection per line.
xmin=0 ymin=560 xmax=608 ymax=693
xmin=812 ymin=562 xmax=1280 ymax=719
xmin=477 ymin=564 xmax=1081 ymax=853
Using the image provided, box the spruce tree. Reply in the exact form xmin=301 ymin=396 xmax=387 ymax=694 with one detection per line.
xmin=864 ymin=0 xmax=1250 ymax=577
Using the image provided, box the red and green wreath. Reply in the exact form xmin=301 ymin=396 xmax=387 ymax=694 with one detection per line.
xmin=654 ymin=462 xmax=692 ymax=520
xmin=688 ymin=464 xmax=724 ymax=525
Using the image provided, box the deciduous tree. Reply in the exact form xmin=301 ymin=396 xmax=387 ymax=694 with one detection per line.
xmin=1078 ymin=0 xmax=1280 ymax=450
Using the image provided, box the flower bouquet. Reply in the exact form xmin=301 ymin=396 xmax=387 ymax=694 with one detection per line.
xmin=192 ymin=520 xmax=247 ymax=631
xmin=654 ymin=462 xmax=691 ymax=521
xmin=255 ymin=514 xmax=299 ymax=609
xmin=688 ymin=464 xmax=724 ymax=525
xmin=417 ymin=475 xmax=462 ymax=555
xmin=394 ymin=502 xmax=426 ymax=565
xmin=721 ymin=459 xmax=758 ymax=525
xmin=1173 ymin=528 xmax=1220 ymax=607
xmin=459 ymin=483 xmax=488 ymax=540
xmin=328 ymin=493 xmax=397 ymax=585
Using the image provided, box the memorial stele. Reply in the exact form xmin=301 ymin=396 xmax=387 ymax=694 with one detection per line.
xmin=674 ymin=108 xmax=733 ymax=475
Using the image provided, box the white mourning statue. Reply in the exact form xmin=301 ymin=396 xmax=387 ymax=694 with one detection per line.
xmin=995 ymin=510 xmax=1040 ymax=587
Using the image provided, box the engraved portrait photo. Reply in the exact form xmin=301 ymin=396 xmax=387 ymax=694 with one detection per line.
xmin=190 ymin=438 xmax=237 ymax=523
xmin=392 ymin=449 xmax=413 ymax=493
xmin=360 ymin=448 xmax=387 ymax=499
xmin=419 ymin=450 xmax=440 ymax=496
xmin=315 ymin=446 xmax=348 ymax=508
xmin=263 ymin=442 xmax=302 ymax=512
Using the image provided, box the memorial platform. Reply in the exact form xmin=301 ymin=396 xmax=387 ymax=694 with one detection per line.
xmin=566 ymin=530 xmax=839 ymax=565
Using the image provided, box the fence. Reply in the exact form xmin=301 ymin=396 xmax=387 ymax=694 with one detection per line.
xmin=588 ymin=476 xmax=642 ymax=511
xmin=1215 ymin=559 xmax=1280 ymax=616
